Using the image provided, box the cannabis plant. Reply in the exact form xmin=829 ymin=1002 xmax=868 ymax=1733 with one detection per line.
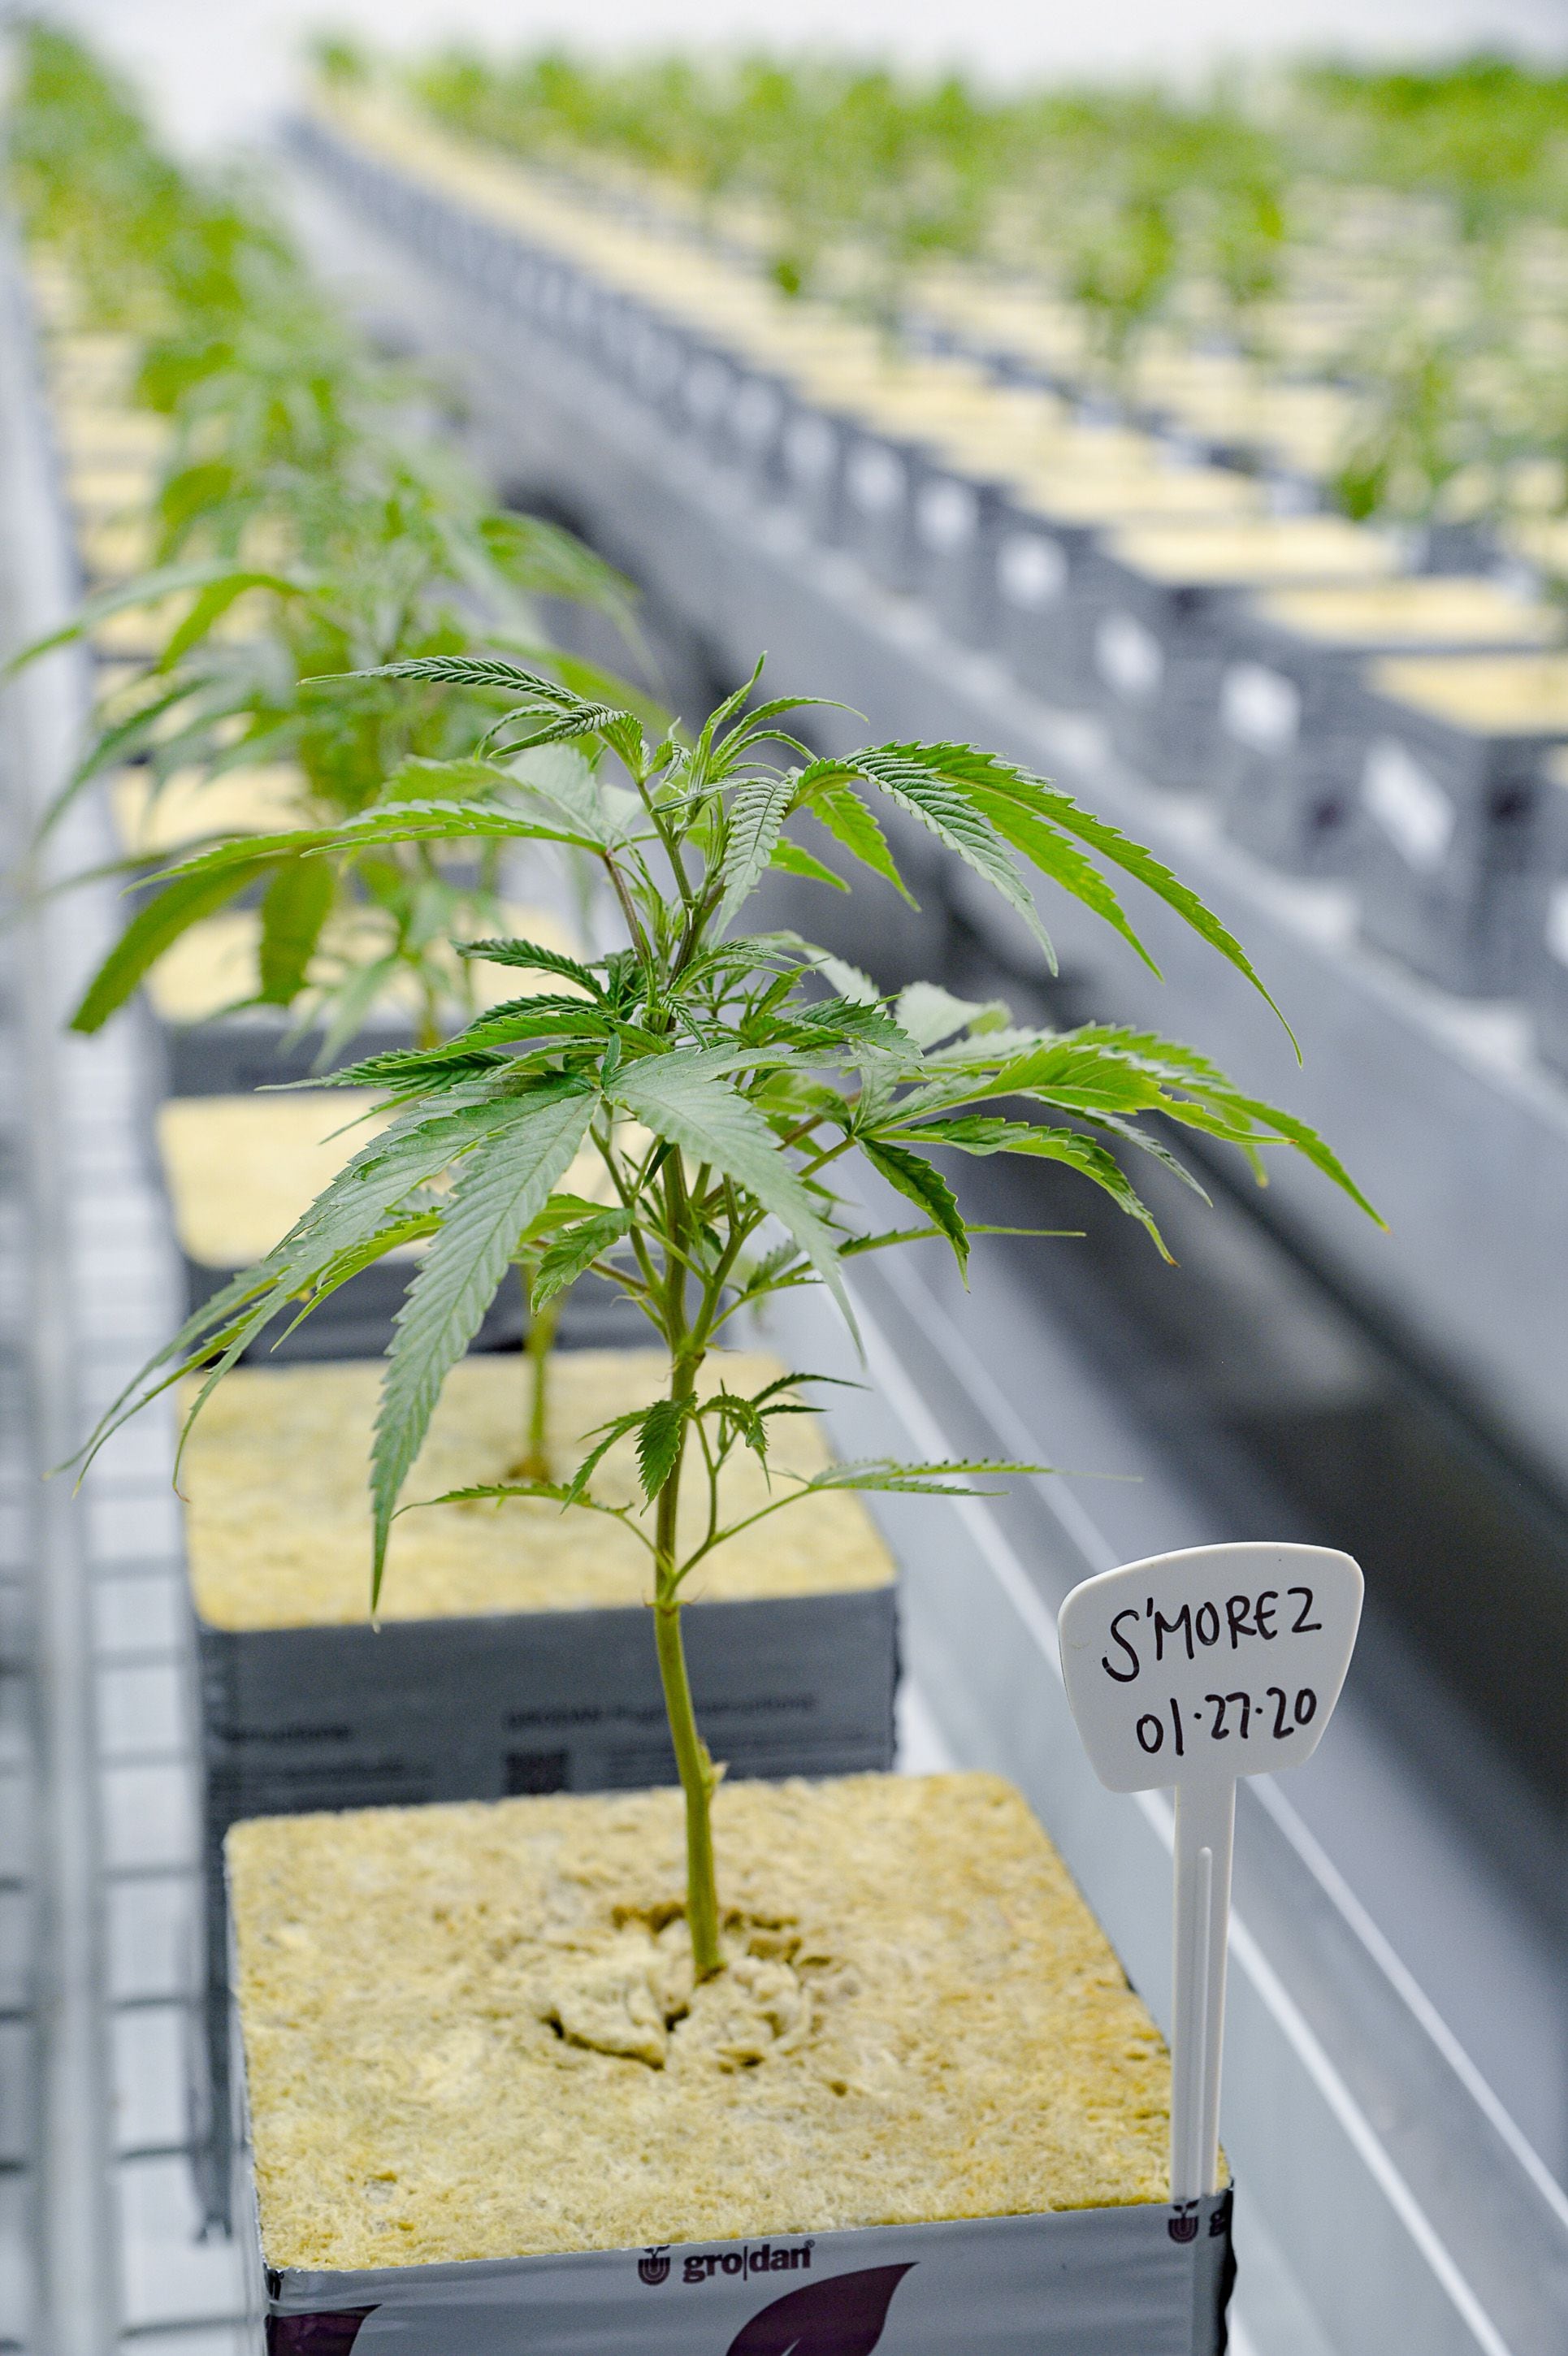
xmin=30 ymin=453 xmax=637 ymax=1058
xmin=14 ymin=158 xmax=638 ymax=1056
xmin=1065 ymin=183 xmax=1179 ymax=402
xmin=80 ymin=656 xmax=1372 ymax=1977
xmin=9 ymin=28 xmax=290 ymax=340
xmin=1331 ymin=309 xmax=1496 ymax=531
xmin=13 ymin=19 xmax=639 ymax=1061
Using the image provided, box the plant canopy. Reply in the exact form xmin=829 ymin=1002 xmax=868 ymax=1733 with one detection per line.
xmin=75 ymin=655 xmax=1375 ymax=1978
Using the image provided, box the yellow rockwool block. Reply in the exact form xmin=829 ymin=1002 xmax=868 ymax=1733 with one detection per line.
xmin=156 ymin=1092 xmax=394 ymax=1270
xmin=228 ymin=1773 xmax=1172 ymax=2269
xmin=181 ymin=1349 xmax=894 ymax=1627
xmin=54 ymin=406 xmax=171 ymax=465
xmin=144 ymin=903 xmax=576 ymax=1025
xmin=109 ymin=764 xmax=305 ymax=856
xmin=1369 ymin=651 xmax=1568 ymax=734
xmin=78 ymin=516 xmax=158 ymax=587
xmin=65 ymin=459 xmax=161 ymax=518
xmin=1107 ymin=514 xmax=1400 ymax=588
xmin=1017 ymin=464 xmax=1263 ymax=526
xmin=157 ymin=1087 xmax=634 ymax=1274
xmin=1258 ymin=578 xmax=1562 ymax=649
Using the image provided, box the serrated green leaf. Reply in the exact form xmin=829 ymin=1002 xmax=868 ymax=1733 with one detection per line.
xmin=716 ymin=772 xmax=795 ymax=930
xmin=613 ymin=1047 xmax=855 ymax=1340
xmin=1198 ymin=1091 xmax=1381 ymax=1221
xmin=562 ymin=1408 xmax=649 ymax=1505
xmin=442 ymin=996 xmax=613 ymax=1055
xmin=860 ymin=1140 xmax=969 ymax=1277
xmin=798 ymin=777 xmax=915 ymax=905
xmin=487 ymin=703 xmax=630 ymax=758
xmin=896 ymin=1116 xmax=1169 ymax=1257
xmin=636 ymin=1394 xmax=692 ymax=1500
xmin=972 ymin=758 xmax=1297 ymax=1048
xmin=894 ymin=981 xmax=1008 ymax=1048
xmin=530 ymin=1206 xmax=633 ymax=1309
xmin=337 ymin=652 xmax=591 ymax=701
xmin=271 ymin=1092 xmax=539 ymax=1304
xmin=370 ymin=1085 xmax=596 ymax=1600
xmin=799 ymin=743 xmax=1051 ymax=958
xmin=270 ymin=1211 xmax=444 ymax=1344
xmin=304 ymin=1043 xmax=505 ymax=1090
xmin=962 ymin=778 xmax=1149 ymax=969
xmin=459 ymin=936 xmax=604 ymax=995
xmin=769 ymin=836 xmax=849 ymax=891
xmin=815 ymin=953 xmax=880 ymax=1004
xmin=794 ymin=1455 xmax=1046 ymax=1495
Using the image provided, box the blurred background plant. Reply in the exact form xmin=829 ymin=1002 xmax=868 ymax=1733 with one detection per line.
xmin=10 ymin=26 xmax=646 ymax=1059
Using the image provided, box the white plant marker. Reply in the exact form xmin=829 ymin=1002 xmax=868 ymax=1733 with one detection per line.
xmin=1059 ymin=1542 xmax=1362 ymax=2206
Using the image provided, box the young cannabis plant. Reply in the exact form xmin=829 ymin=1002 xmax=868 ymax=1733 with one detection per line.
xmin=11 ymin=21 xmax=639 ymax=1061
xmin=78 ymin=657 xmax=1374 ymax=1978
xmin=20 ymin=427 xmax=638 ymax=1059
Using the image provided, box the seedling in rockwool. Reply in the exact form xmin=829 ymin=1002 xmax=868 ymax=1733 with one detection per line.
xmin=79 ymin=655 xmax=1375 ymax=1980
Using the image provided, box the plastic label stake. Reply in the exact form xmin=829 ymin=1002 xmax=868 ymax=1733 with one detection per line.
xmin=1059 ymin=1542 xmax=1362 ymax=2206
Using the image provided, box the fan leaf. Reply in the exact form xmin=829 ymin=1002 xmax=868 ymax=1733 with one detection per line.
xmin=370 ymin=1084 xmax=597 ymax=1600
xmin=613 ymin=1048 xmax=856 ymax=1338
xmin=716 ymin=772 xmax=795 ymax=930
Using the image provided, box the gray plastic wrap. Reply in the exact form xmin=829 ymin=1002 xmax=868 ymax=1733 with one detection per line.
xmin=251 ymin=2196 xmax=1233 ymax=2355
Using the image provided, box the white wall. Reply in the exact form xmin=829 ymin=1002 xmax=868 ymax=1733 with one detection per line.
xmin=38 ymin=0 xmax=1568 ymax=152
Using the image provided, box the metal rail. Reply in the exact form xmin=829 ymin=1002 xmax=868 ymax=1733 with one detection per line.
xmin=0 ymin=213 xmax=115 ymax=2356
xmin=0 ymin=223 xmax=249 ymax=2354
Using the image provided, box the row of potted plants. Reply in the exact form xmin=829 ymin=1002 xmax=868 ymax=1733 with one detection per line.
xmin=300 ymin=82 xmax=1568 ymax=1058
xmin=9 ymin=29 xmax=1381 ymax=2349
xmin=8 ymin=20 xmax=882 ymax=2220
xmin=396 ymin=43 xmax=1568 ymax=549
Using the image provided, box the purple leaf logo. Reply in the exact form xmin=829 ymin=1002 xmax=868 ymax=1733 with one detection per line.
xmin=725 ymin=2263 xmax=914 ymax=2356
xmin=266 ymin=2312 xmax=376 ymax=2356
xmin=1167 ymin=2202 xmax=1200 ymax=2245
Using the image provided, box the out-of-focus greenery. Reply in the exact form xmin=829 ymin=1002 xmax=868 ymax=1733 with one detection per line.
xmin=401 ymin=46 xmax=1568 ymax=532
xmin=7 ymin=26 xmax=641 ymax=1055
xmin=1293 ymin=57 xmax=1568 ymax=247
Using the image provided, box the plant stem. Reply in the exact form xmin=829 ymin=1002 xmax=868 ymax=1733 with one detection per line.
xmin=518 ymin=1265 xmax=560 ymax=1481
xmin=653 ymin=1162 xmax=721 ymax=1978
xmin=654 ymin=1563 xmax=721 ymax=1980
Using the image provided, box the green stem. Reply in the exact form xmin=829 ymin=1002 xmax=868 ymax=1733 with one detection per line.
xmin=653 ymin=1166 xmax=721 ymax=1979
xmin=654 ymin=1560 xmax=721 ymax=1981
xmin=518 ymin=1267 xmax=560 ymax=1481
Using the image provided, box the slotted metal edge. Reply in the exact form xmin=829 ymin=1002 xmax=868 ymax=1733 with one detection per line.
xmin=0 ymin=214 xmax=248 ymax=2354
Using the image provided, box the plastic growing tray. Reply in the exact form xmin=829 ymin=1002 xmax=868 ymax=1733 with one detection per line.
xmin=1346 ymin=663 xmax=1568 ymax=997
xmin=1215 ymin=587 xmax=1562 ymax=877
